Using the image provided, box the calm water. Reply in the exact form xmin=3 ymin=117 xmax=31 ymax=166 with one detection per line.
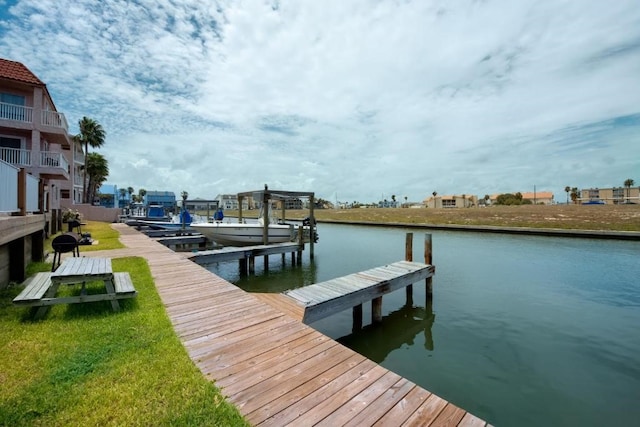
xmin=205 ymin=223 xmax=640 ymax=426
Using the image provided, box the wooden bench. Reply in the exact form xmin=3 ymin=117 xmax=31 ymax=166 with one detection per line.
xmin=113 ymin=272 xmax=138 ymax=297
xmin=13 ymin=273 xmax=53 ymax=306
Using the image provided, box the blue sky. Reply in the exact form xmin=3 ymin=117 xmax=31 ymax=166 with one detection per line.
xmin=1 ymin=0 xmax=638 ymax=203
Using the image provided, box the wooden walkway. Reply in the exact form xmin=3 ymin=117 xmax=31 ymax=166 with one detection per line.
xmin=81 ymin=224 xmax=489 ymax=426
xmin=188 ymin=242 xmax=303 ymax=265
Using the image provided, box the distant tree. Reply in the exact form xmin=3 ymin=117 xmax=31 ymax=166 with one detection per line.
xmin=564 ymin=186 xmax=571 ymax=204
xmin=118 ymin=188 xmax=126 ymax=207
xmin=74 ymin=117 xmax=106 ymax=203
xmin=432 ymin=191 xmax=437 ymax=197
xmin=138 ymin=188 xmax=147 ymax=204
xmin=624 ymin=179 xmax=635 ymax=202
xmin=86 ymin=153 xmax=109 ymax=205
xmin=570 ymin=187 xmax=579 ymax=204
xmin=127 ymin=186 xmax=134 ymax=204
xmin=404 ymin=196 xmax=408 ymax=207
xmin=484 ymin=194 xmax=490 ymax=203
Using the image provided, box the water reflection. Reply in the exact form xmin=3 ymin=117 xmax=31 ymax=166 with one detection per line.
xmin=337 ymin=299 xmax=435 ymax=363
xmin=211 ymin=257 xmax=319 ymax=293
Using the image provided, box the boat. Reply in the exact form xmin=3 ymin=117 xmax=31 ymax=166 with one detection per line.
xmin=128 ymin=210 xmax=193 ymax=230
xmin=191 ymin=208 xmax=317 ymax=247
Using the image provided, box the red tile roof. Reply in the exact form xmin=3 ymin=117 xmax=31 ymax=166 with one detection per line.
xmin=0 ymin=58 xmax=45 ymax=86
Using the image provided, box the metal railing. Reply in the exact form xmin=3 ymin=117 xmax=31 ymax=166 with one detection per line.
xmin=0 ymin=147 xmax=31 ymax=166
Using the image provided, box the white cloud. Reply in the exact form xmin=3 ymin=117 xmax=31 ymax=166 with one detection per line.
xmin=1 ymin=0 xmax=638 ymax=202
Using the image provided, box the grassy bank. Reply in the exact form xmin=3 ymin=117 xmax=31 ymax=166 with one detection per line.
xmin=223 ymin=204 xmax=640 ymax=232
xmin=1 ymin=223 xmax=248 ymax=426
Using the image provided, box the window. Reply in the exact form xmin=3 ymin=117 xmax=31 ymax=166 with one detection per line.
xmin=0 ymin=93 xmax=27 ymax=121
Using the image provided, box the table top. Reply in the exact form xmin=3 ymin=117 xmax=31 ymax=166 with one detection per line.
xmin=51 ymin=257 xmax=113 ymax=284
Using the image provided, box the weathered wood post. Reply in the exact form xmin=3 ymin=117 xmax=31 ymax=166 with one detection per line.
xmin=297 ymin=225 xmax=303 ymax=265
xmin=309 ymin=195 xmax=315 ymax=259
xmin=405 ymin=233 xmax=413 ymax=305
xmin=372 ymin=297 xmax=383 ymax=323
xmin=352 ymin=304 xmax=363 ymax=332
xmin=425 ymin=233 xmax=433 ymax=300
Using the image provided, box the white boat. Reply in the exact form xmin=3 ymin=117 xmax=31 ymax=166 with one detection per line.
xmin=190 ymin=219 xmax=299 ymax=246
xmin=191 ymin=207 xmax=317 ymax=247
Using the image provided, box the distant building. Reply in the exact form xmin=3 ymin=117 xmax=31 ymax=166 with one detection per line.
xmin=215 ymin=194 xmax=253 ymax=210
xmin=579 ymin=187 xmax=639 ymax=204
xmin=145 ymin=191 xmax=176 ymax=209
xmin=97 ymin=183 xmax=118 ymax=208
xmin=424 ymin=195 xmax=477 ymax=208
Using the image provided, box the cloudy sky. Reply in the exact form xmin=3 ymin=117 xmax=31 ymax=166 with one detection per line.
xmin=1 ymin=0 xmax=638 ymax=203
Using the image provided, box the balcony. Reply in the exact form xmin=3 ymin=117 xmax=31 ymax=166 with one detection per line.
xmin=0 ymin=102 xmax=33 ymax=124
xmin=0 ymin=102 xmax=70 ymax=147
xmin=0 ymin=147 xmax=69 ymax=180
xmin=74 ymin=151 xmax=85 ymax=165
xmin=0 ymin=147 xmax=31 ymax=166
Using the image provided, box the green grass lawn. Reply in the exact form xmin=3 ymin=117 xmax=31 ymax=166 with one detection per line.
xmin=1 ymin=226 xmax=248 ymax=426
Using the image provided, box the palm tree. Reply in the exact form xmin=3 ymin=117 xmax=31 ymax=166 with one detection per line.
xmin=138 ymin=188 xmax=147 ymax=205
xmin=570 ymin=187 xmax=579 ymax=204
xmin=74 ymin=117 xmax=106 ymax=203
xmin=624 ymin=179 xmax=635 ymax=203
xmin=85 ymin=153 xmax=109 ymax=205
xmin=564 ymin=186 xmax=571 ymax=204
xmin=118 ymin=188 xmax=127 ymax=208
xmin=127 ymin=186 xmax=134 ymax=205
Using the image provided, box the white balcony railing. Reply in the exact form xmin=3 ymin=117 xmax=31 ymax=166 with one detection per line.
xmin=41 ymin=109 xmax=69 ymax=131
xmin=0 ymin=102 xmax=68 ymax=132
xmin=40 ymin=151 xmax=69 ymax=172
xmin=0 ymin=147 xmax=31 ymax=166
xmin=0 ymin=102 xmax=33 ymax=123
xmin=74 ymin=175 xmax=84 ymax=187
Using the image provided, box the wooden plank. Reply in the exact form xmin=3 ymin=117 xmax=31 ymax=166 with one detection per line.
xmin=13 ymin=272 xmax=52 ymax=303
xmin=372 ymin=386 xmax=433 ymax=426
xmin=402 ymin=393 xmax=448 ymax=426
xmin=458 ymin=412 xmax=488 ymax=427
xmin=113 ymin=272 xmax=136 ymax=294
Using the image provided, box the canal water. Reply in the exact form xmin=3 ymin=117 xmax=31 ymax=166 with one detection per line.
xmin=204 ymin=223 xmax=640 ymax=426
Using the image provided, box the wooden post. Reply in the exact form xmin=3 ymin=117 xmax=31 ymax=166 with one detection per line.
xmin=297 ymin=225 xmax=303 ymax=265
xmin=239 ymin=258 xmax=247 ymax=276
xmin=262 ymin=191 xmax=269 ymax=245
xmin=249 ymin=256 xmax=255 ymax=274
xmin=352 ymin=304 xmax=363 ymax=332
xmin=372 ymin=297 xmax=383 ymax=323
xmin=425 ymin=233 xmax=433 ymax=299
xmin=238 ymin=195 xmax=243 ymax=223
xmin=405 ymin=233 xmax=413 ymax=304
xmin=309 ymin=195 xmax=315 ymax=259
xmin=18 ymin=169 xmax=27 ymax=215
xmin=264 ymin=255 xmax=269 ymax=271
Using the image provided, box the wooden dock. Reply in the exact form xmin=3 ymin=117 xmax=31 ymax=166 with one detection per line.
xmin=83 ymin=224 xmax=489 ymax=426
xmin=188 ymin=242 xmax=303 ymax=264
xmin=284 ymin=260 xmax=435 ymax=324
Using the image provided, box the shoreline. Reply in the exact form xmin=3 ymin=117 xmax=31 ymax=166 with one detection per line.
xmin=314 ymin=219 xmax=640 ymax=241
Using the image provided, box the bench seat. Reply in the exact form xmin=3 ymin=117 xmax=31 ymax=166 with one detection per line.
xmin=13 ymin=273 xmax=52 ymax=305
xmin=113 ymin=272 xmax=137 ymax=296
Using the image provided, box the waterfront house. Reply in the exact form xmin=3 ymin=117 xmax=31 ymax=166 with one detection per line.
xmin=145 ymin=190 xmax=176 ymax=210
xmin=580 ymin=187 xmax=639 ymax=204
xmin=0 ymin=58 xmax=74 ymax=287
xmin=424 ymin=194 xmax=477 ymax=208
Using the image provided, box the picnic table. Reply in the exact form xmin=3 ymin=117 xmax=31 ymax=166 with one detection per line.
xmin=13 ymin=257 xmax=137 ymax=319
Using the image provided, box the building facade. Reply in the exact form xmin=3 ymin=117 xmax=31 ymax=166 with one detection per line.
xmin=0 ymin=58 xmax=74 ymax=287
xmin=580 ymin=187 xmax=639 ymax=204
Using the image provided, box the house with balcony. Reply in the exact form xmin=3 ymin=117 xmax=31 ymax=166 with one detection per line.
xmin=0 ymin=58 xmax=77 ymax=287
xmin=0 ymin=58 xmax=75 ymax=225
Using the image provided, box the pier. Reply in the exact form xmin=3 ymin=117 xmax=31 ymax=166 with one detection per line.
xmin=81 ymin=224 xmax=488 ymax=426
xmin=285 ymin=260 xmax=434 ymax=324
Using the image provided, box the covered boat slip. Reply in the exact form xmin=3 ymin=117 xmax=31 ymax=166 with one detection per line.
xmin=80 ymin=224 xmax=488 ymax=426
